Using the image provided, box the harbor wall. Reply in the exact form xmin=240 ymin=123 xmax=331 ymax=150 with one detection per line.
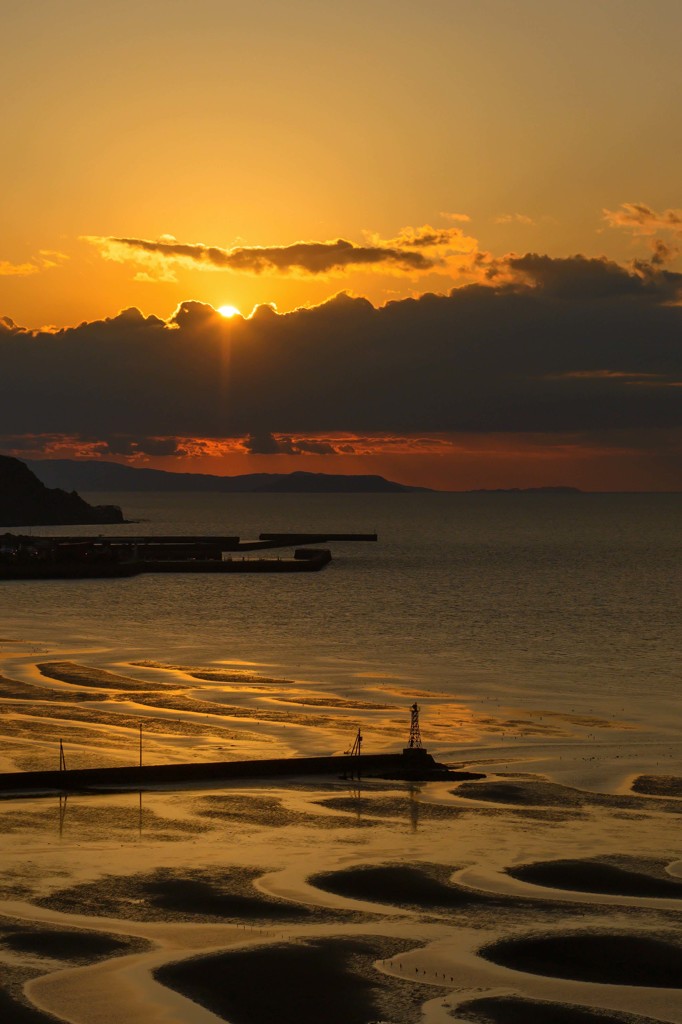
xmin=0 ymin=751 xmax=435 ymax=795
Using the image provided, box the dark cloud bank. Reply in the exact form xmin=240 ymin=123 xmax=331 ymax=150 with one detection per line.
xmin=1 ymin=254 xmax=681 ymax=442
xmin=98 ymin=235 xmax=436 ymax=273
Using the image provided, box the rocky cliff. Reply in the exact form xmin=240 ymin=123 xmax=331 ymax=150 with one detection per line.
xmin=0 ymin=456 xmax=124 ymax=527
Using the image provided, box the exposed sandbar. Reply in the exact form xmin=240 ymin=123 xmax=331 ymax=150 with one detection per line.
xmin=0 ymin=802 xmax=207 ymax=841
xmin=0 ymin=990 xmax=61 ymax=1024
xmin=131 ymin=659 xmax=292 ymax=685
xmin=0 ymin=699 xmax=258 ymax=741
xmin=456 ymin=995 xmax=665 ymax=1024
xmin=309 ymin=863 xmax=492 ymax=910
xmin=481 ymin=932 xmax=682 ymax=986
xmin=38 ymin=662 xmax=178 ymax=691
xmin=274 ymin=695 xmax=396 ymax=710
xmin=197 ymin=794 xmax=379 ymax=829
xmin=155 ymin=936 xmax=440 ymax=1024
xmin=454 ymin=780 xmax=681 ymax=814
xmin=0 ymin=674 xmax=98 ymax=703
xmin=0 ymin=920 xmax=149 ymax=1024
xmin=508 ymin=858 xmax=682 ymax=899
xmin=455 ymin=781 xmax=603 ymax=808
xmin=632 ymin=775 xmax=682 ymax=798
xmin=1 ymin=926 xmax=143 ymax=962
xmin=317 ymin=795 xmax=575 ymax=823
xmin=38 ymin=867 xmax=362 ymax=924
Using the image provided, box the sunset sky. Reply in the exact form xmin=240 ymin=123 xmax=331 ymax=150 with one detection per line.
xmin=2 ymin=0 xmax=681 ymax=490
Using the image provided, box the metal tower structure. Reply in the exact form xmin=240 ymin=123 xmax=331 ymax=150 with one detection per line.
xmin=408 ymin=702 xmax=423 ymax=749
xmin=343 ymin=726 xmax=363 ymax=781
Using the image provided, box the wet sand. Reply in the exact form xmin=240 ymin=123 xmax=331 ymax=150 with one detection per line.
xmin=481 ymin=932 xmax=682 ymax=987
xmin=632 ymin=775 xmax=682 ymax=798
xmin=155 ymin=936 xmax=442 ymax=1024
xmin=310 ymin=863 xmax=494 ymax=909
xmin=38 ymin=867 xmax=362 ymax=924
xmin=456 ymin=995 xmax=667 ymax=1024
xmin=1 ymin=643 xmax=682 ymax=1024
xmin=507 ymin=858 xmax=682 ymax=899
xmin=0 ymin=989 xmax=63 ymax=1024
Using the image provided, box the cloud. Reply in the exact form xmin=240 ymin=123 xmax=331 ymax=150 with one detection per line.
xmin=389 ymin=225 xmax=473 ymax=249
xmin=645 ymin=239 xmax=679 ymax=266
xmin=0 ymin=260 xmax=41 ymax=277
xmin=493 ymin=213 xmax=535 ymax=225
xmin=242 ymin=432 xmax=337 ymax=455
xmin=85 ymin=232 xmax=442 ymax=277
xmin=96 ymin=435 xmax=183 ymax=457
xmin=0 ymin=251 xmax=68 ymax=277
xmin=506 ymin=252 xmax=682 ymax=300
xmin=439 ymin=212 xmax=472 ymax=222
xmin=2 ymin=254 xmax=682 ymax=446
xmin=603 ymin=202 xmax=682 ymax=236
xmin=243 ymin=432 xmax=297 ymax=455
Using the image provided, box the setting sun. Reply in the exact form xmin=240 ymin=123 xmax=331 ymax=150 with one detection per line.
xmin=217 ymin=304 xmax=240 ymax=318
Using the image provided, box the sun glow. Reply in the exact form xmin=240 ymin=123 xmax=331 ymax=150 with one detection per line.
xmin=217 ymin=304 xmax=240 ymax=318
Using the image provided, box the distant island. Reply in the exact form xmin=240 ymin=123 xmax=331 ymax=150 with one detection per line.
xmin=0 ymin=456 xmax=125 ymax=527
xmin=20 ymin=460 xmax=599 ymax=495
xmin=26 ymin=459 xmax=432 ymax=494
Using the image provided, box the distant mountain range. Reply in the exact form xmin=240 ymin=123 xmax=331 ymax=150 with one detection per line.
xmin=26 ymin=460 xmax=431 ymax=494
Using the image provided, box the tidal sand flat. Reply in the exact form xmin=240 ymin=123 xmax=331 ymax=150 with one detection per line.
xmin=0 ymin=990 xmax=63 ymax=1024
xmin=38 ymin=867 xmax=360 ymax=924
xmin=0 ymin=927 xmax=139 ymax=961
xmin=632 ymin=776 xmax=682 ymax=798
xmin=310 ymin=863 xmax=494 ymax=910
xmin=37 ymin=662 xmax=180 ymax=691
xmin=196 ymin=793 xmax=380 ymax=828
xmin=456 ymin=995 xmax=668 ymax=1024
xmin=155 ymin=937 xmax=442 ymax=1024
xmin=481 ymin=932 xmax=682 ymax=987
xmin=2 ymin=618 xmax=682 ymax=1024
xmin=507 ymin=858 xmax=682 ymax=899
xmin=0 ymin=916 xmax=148 ymax=1024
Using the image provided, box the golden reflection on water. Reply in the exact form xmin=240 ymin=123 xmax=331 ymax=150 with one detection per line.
xmin=0 ymin=638 xmax=681 ymax=1024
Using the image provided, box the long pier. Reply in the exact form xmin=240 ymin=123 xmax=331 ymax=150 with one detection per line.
xmin=259 ymin=533 xmax=377 ymax=544
xmin=0 ymin=532 xmax=376 ymax=578
xmin=0 ymin=750 xmax=478 ymax=796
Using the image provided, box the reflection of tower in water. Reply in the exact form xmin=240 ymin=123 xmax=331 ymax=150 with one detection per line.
xmin=58 ymin=794 xmax=68 ymax=837
xmin=407 ymin=782 xmax=421 ymax=832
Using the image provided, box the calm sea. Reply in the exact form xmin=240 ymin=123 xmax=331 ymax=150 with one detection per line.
xmin=2 ymin=492 xmax=680 ymax=738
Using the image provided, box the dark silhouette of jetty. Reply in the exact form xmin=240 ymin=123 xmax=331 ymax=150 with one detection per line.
xmin=0 ymin=532 xmax=377 ymax=578
xmin=0 ymin=704 xmax=483 ymax=796
xmin=0 ymin=752 xmax=482 ymax=797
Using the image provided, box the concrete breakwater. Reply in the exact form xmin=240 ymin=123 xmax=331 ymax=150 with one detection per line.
xmin=259 ymin=533 xmax=378 ymax=544
xmin=0 ymin=546 xmax=333 ymax=578
xmin=0 ymin=530 xmax=377 ymax=578
xmin=0 ymin=751 xmax=480 ymax=796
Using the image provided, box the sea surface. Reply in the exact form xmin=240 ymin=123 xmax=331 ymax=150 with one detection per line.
xmin=1 ymin=492 xmax=681 ymax=1024
xmin=2 ymin=491 xmax=680 ymax=761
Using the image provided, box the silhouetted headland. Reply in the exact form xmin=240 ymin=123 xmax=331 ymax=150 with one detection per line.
xmin=27 ymin=458 xmax=431 ymax=493
xmin=0 ymin=455 xmax=124 ymax=527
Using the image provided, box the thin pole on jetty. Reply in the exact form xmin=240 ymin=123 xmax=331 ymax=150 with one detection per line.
xmin=139 ymin=723 xmax=143 ymax=768
xmin=344 ymin=726 xmax=363 ymax=781
xmin=59 ymin=739 xmax=66 ymax=772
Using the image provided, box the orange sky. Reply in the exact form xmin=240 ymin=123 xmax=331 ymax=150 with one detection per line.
xmin=2 ymin=1 xmax=682 ymax=490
